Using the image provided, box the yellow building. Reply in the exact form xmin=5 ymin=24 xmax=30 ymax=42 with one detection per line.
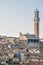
xmin=7 ymin=37 xmax=15 ymax=44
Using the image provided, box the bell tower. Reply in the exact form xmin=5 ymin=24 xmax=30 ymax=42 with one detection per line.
xmin=34 ymin=9 xmax=40 ymax=37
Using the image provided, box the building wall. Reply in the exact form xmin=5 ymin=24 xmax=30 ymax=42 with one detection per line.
xmin=19 ymin=33 xmax=27 ymax=40
xmin=34 ymin=22 xmax=39 ymax=37
xmin=29 ymin=61 xmax=43 ymax=65
xmin=7 ymin=37 xmax=15 ymax=44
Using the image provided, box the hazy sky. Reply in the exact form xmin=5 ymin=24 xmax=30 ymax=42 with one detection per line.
xmin=0 ymin=0 xmax=43 ymax=37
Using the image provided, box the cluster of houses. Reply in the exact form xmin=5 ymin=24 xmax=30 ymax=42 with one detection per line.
xmin=0 ymin=9 xmax=43 ymax=65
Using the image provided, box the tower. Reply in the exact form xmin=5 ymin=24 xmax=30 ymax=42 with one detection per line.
xmin=34 ymin=9 xmax=40 ymax=37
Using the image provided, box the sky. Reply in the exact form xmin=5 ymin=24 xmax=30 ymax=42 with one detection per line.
xmin=0 ymin=0 xmax=43 ymax=37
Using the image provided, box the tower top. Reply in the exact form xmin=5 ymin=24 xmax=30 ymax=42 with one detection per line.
xmin=34 ymin=8 xmax=40 ymax=23
xmin=35 ymin=8 xmax=39 ymax=14
xmin=35 ymin=8 xmax=38 ymax=11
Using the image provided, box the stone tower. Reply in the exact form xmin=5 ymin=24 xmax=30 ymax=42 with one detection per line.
xmin=34 ymin=9 xmax=40 ymax=37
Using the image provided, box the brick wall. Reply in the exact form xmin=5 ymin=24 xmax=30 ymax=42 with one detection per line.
xmin=26 ymin=61 xmax=43 ymax=65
